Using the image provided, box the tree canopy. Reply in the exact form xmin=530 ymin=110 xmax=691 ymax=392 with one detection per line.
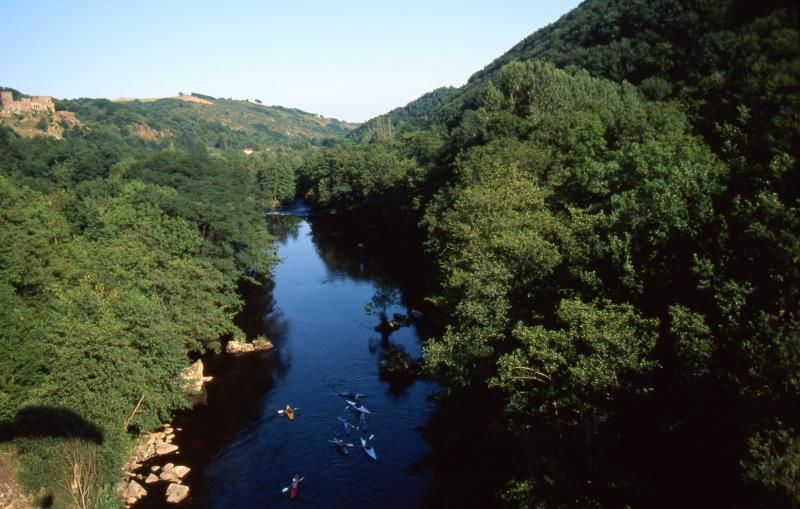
xmin=298 ymin=1 xmax=799 ymax=506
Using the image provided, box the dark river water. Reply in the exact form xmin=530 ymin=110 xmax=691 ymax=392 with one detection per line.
xmin=141 ymin=204 xmax=438 ymax=508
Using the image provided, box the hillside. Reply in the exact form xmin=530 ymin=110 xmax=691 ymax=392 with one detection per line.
xmin=298 ymin=1 xmax=799 ymax=508
xmin=346 ymin=86 xmax=459 ymax=142
xmin=58 ymin=93 xmax=358 ymax=152
xmin=469 ymin=0 xmax=793 ymax=86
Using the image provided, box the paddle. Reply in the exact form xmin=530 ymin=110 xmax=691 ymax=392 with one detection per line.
xmin=281 ymin=477 xmax=304 ymax=493
xmin=345 ymin=400 xmax=371 ymax=414
xmin=327 ymin=439 xmax=354 ymax=447
xmin=277 ymin=407 xmax=300 ymax=415
xmin=333 ymin=390 xmax=368 ymax=399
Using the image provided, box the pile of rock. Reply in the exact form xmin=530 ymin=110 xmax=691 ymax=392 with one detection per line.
xmin=121 ymin=424 xmax=191 ymax=505
xmin=225 ymin=338 xmax=273 ymax=354
xmin=128 ymin=424 xmax=179 ymax=466
xmin=146 ymin=463 xmax=191 ymax=503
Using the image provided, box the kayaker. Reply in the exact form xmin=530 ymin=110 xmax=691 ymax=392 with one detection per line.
xmin=289 ymin=473 xmax=301 ymax=499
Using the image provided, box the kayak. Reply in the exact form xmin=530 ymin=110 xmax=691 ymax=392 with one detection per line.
xmin=346 ymin=400 xmax=371 ymax=414
xmin=288 ymin=474 xmax=302 ymax=499
xmin=285 ymin=405 xmax=295 ymax=421
xmin=329 ymin=438 xmax=351 ymax=455
xmin=338 ymin=416 xmax=355 ymax=435
xmin=361 ymin=437 xmax=377 ymax=460
xmin=336 ymin=391 xmax=367 ymax=399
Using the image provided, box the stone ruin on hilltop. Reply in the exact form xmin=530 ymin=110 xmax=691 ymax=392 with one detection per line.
xmin=0 ymin=90 xmax=55 ymax=113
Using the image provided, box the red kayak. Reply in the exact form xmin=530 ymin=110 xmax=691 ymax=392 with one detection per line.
xmin=289 ymin=473 xmax=301 ymax=500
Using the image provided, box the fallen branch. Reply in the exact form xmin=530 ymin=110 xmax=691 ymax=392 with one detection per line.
xmin=123 ymin=394 xmax=145 ymax=430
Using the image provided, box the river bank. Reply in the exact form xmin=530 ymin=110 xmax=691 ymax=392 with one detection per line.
xmin=126 ymin=208 xmax=438 ymax=508
xmin=129 ymin=346 xmax=279 ymax=508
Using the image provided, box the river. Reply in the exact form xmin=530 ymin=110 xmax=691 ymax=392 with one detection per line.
xmin=141 ymin=203 xmax=438 ymax=508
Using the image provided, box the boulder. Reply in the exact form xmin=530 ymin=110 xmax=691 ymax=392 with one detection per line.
xmin=379 ymin=343 xmax=419 ymax=385
xmin=253 ymin=338 xmax=274 ymax=351
xmin=225 ymin=340 xmax=253 ymax=354
xmin=166 ymin=483 xmax=190 ymax=504
xmin=156 ymin=443 xmax=179 ymax=456
xmin=145 ymin=473 xmax=160 ymax=484
xmin=173 ymin=466 xmax=191 ymax=479
xmin=226 ymin=339 xmax=273 ymax=354
xmin=392 ymin=312 xmax=409 ymax=324
xmin=125 ymin=480 xmax=147 ymax=501
xmin=159 ymin=470 xmax=179 ymax=482
xmin=374 ymin=319 xmax=402 ymax=335
xmin=186 ymin=384 xmax=208 ymax=406
xmin=181 ymin=360 xmax=213 ymax=406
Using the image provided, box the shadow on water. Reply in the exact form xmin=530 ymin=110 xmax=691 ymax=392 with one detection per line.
xmin=140 ymin=204 xmax=443 ymax=508
xmin=135 ymin=272 xmax=290 ymax=508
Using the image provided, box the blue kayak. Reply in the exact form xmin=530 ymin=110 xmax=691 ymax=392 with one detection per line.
xmin=338 ymin=416 xmax=356 ymax=435
xmin=360 ymin=436 xmax=377 ymax=460
xmin=346 ymin=400 xmax=371 ymax=414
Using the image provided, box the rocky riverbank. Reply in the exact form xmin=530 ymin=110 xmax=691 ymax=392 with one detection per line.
xmin=120 ymin=424 xmax=191 ymax=505
xmin=119 ymin=357 xmax=218 ymax=506
xmin=123 ymin=341 xmax=278 ymax=508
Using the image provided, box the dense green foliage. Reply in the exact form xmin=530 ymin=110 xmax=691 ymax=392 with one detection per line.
xmin=346 ymin=87 xmax=459 ymax=143
xmin=299 ymin=1 xmax=799 ymax=507
xmin=0 ymin=111 xmax=279 ymax=506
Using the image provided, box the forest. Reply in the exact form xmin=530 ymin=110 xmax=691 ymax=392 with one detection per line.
xmin=0 ymin=90 xmax=337 ymax=505
xmin=297 ymin=0 xmax=799 ymax=507
xmin=0 ymin=0 xmax=797 ymax=507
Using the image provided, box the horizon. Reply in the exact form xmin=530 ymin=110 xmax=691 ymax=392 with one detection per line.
xmin=1 ymin=1 xmax=581 ymax=123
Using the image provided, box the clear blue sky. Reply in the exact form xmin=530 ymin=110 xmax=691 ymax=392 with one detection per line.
xmin=2 ymin=1 xmax=581 ymax=123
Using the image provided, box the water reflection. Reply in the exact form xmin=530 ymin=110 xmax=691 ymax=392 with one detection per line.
xmin=146 ymin=205 xmax=440 ymax=509
xmin=266 ymin=213 xmax=303 ymax=242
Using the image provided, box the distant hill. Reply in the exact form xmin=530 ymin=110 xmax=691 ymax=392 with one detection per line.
xmin=56 ymin=92 xmax=358 ymax=152
xmin=346 ymin=87 xmax=459 ymax=142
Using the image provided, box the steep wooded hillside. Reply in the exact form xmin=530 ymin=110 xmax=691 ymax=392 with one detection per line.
xmin=298 ymin=1 xmax=799 ymax=507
